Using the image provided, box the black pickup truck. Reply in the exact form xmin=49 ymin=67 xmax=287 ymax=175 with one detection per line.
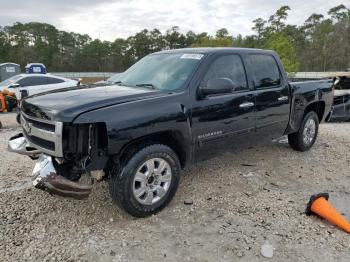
xmin=8 ymin=48 xmax=334 ymax=217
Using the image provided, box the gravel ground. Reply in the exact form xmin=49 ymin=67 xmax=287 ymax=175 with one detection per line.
xmin=1 ymin=112 xmax=350 ymax=261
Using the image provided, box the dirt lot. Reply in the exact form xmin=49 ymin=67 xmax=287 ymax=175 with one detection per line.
xmin=80 ymin=77 xmax=105 ymax=84
xmin=1 ymin=112 xmax=350 ymax=261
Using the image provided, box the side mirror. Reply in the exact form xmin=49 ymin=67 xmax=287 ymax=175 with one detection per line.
xmin=8 ymin=83 xmax=20 ymax=88
xmin=199 ymin=78 xmax=234 ymax=97
xmin=20 ymin=89 xmax=29 ymax=99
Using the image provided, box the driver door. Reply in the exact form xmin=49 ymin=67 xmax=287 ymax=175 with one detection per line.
xmin=191 ymin=54 xmax=256 ymax=160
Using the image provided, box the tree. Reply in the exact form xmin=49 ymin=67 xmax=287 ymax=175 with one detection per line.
xmin=252 ymin=18 xmax=266 ymax=43
xmin=215 ymin=28 xmax=229 ymax=38
xmin=268 ymin=6 xmax=291 ymax=32
xmin=266 ymin=34 xmax=299 ymax=72
xmin=0 ymin=4 xmax=349 ymax=72
xmin=328 ymin=4 xmax=349 ymax=21
xmin=192 ymin=28 xmax=233 ymax=47
xmin=165 ymin=26 xmax=186 ymax=49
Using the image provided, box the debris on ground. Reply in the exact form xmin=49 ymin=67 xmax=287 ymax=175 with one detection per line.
xmin=241 ymin=172 xmax=255 ymax=178
xmin=261 ymin=241 xmax=274 ymax=258
xmin=184 ymin=199 xmax=193 ymax=205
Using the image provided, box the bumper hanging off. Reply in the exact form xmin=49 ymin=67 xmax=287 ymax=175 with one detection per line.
xmin=8 ymin=134 xmax=92 ymax=199
xmin=32 ymin=155 xmax=92 ymax=199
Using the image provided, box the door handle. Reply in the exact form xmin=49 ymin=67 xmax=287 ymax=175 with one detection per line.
xmin=278 ymin=96 xmax=288 ymax=101
xmin=239 ymin=102 xmax=255 ymax=108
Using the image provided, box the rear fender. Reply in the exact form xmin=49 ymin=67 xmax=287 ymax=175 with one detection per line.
xmin=285 ymin=80 xmax=333 ymax=134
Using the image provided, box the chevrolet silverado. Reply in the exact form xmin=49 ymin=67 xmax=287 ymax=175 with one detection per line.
xmin=8 ymin=48 xmax=334 ymax=217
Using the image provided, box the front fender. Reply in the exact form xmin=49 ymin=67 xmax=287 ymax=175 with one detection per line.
xmin=73 ymin=93 xmax=192 ymax=157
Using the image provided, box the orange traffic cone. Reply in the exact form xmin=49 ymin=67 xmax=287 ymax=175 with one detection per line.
xmin=306 ymin=193 xmax=350 ymax=233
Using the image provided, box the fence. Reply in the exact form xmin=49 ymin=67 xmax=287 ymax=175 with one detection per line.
xmin=51 ymin=72 xmax=116 ymax=78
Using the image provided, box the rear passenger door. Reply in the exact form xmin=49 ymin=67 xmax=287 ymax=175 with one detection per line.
xmin=246 ymin=54 xmax=290 ymax=138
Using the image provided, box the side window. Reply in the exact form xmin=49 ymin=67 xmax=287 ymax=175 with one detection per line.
xmin=247 ymin=55 xmax=281 ymax=89
xmin=45 ymin=77 xmax=64 ymax=84
xmin=18 ymin=76 xmax=47 ymax=87
xmin=18 ymin=77 xmax=33 ymax=87
xmin=201 ymin=55 xmax=248 ymax=92
xmin=31 ymin=76 xmax=47 ymax=86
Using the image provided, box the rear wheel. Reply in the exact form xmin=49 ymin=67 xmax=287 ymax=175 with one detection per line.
xmin=288 ymin=111 xmax=319 ymax=152
xmin=109 ymin=144 xmax=181 ymax=217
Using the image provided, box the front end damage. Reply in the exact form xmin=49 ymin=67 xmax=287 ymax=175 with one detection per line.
xmin=32 ymin=155 xmax=92 ymax=199
xmin=8 ymin=118 xmax=109 ymax=199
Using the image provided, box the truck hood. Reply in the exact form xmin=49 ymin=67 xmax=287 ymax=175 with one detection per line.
xmin=21 ymin=84 xmax=165 ymax=122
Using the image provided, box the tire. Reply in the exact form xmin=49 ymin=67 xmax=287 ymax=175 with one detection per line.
xmin=109 ymin=144 xmax=181 ymax=217
xmin=288 ymin=111 xmax=319 ymax=152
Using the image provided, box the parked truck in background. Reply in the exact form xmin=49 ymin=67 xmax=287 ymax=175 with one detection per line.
xmin=8 ymin=48 xmax=334 ymax=217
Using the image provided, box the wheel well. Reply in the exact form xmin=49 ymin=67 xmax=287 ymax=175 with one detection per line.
xmin=304 ymin=101 xmax=325 ymax=122
xmin=118 ymin=131 xmax=188 ymax=169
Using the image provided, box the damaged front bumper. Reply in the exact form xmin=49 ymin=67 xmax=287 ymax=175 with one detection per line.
xmin=8 ymin=134 xmax=92 ymax=199
xmin=32 ymin=155 xmax=92 ymax=199
xmin=8 ymin=133 xmax=41 ymax=159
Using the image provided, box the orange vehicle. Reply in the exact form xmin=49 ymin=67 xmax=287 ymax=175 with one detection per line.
xmin=0 ymin=89 xmax=17 ymax=113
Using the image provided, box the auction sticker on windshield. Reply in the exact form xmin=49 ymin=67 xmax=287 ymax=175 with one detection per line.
xmin=180 ymin=54 xmax=204 ymax=60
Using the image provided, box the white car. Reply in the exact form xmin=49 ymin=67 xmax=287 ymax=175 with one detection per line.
xmin=0 ymin=74 xmax=79 ymax=99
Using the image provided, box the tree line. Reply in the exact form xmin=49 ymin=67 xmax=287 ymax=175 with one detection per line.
xmin=0 ymin=4 xmax=349 ymax=73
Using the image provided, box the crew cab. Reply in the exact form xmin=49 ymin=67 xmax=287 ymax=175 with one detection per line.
xmin=8 ymin=48 xmax=334 ymax=217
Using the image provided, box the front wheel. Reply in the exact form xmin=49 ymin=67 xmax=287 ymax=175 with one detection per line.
xmin=288 ymin=111 xmax=319 ymax=152
xmin=109 ymin=144 xmax=181 ymax=217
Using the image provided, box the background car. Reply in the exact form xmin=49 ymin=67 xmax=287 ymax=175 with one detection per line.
xmin=0 ymin=73 xmax=79 ymax=99
xmin=94 ymin=73 xmax=123 ymax=84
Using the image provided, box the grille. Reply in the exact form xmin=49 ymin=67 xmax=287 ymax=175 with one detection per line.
xmin=21 ymin=112 xmax=63 ymax=157
xmin=23 ymin=129 xmax=55 ymax=151
xmin=22 ymin=114 xmax=55 ymax=132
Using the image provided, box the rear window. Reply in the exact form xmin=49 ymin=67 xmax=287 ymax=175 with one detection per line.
xmin=247 ymin=55 xmax=281 ymax=89
xmin=45 ymin=77 xmax=64 ymax=84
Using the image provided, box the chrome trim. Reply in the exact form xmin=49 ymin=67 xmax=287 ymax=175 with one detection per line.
xmin=20 ymin=111 xmax=55 ymax=124
xmin=239 ymin=102 xmax=255 ymax=108
xmin=8 ymin=134 xmax=41 ymax=157
xmin=21 ymin=112 xmax=63 ymax=157
xmin=278 ymin=96 xmax=289 ymax=102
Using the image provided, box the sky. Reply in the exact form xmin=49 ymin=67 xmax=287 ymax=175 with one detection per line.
xmin=0 ymin=0 xmax=347 ymax=40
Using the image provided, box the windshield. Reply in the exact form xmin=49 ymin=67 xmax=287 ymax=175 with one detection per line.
xmin=107 ymin=73 xmax=123 ymax=83
xmin=0 ymin=75 xmax=22 ymax=87
xmin=118 ymin=53 xmax=204 ymax=91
